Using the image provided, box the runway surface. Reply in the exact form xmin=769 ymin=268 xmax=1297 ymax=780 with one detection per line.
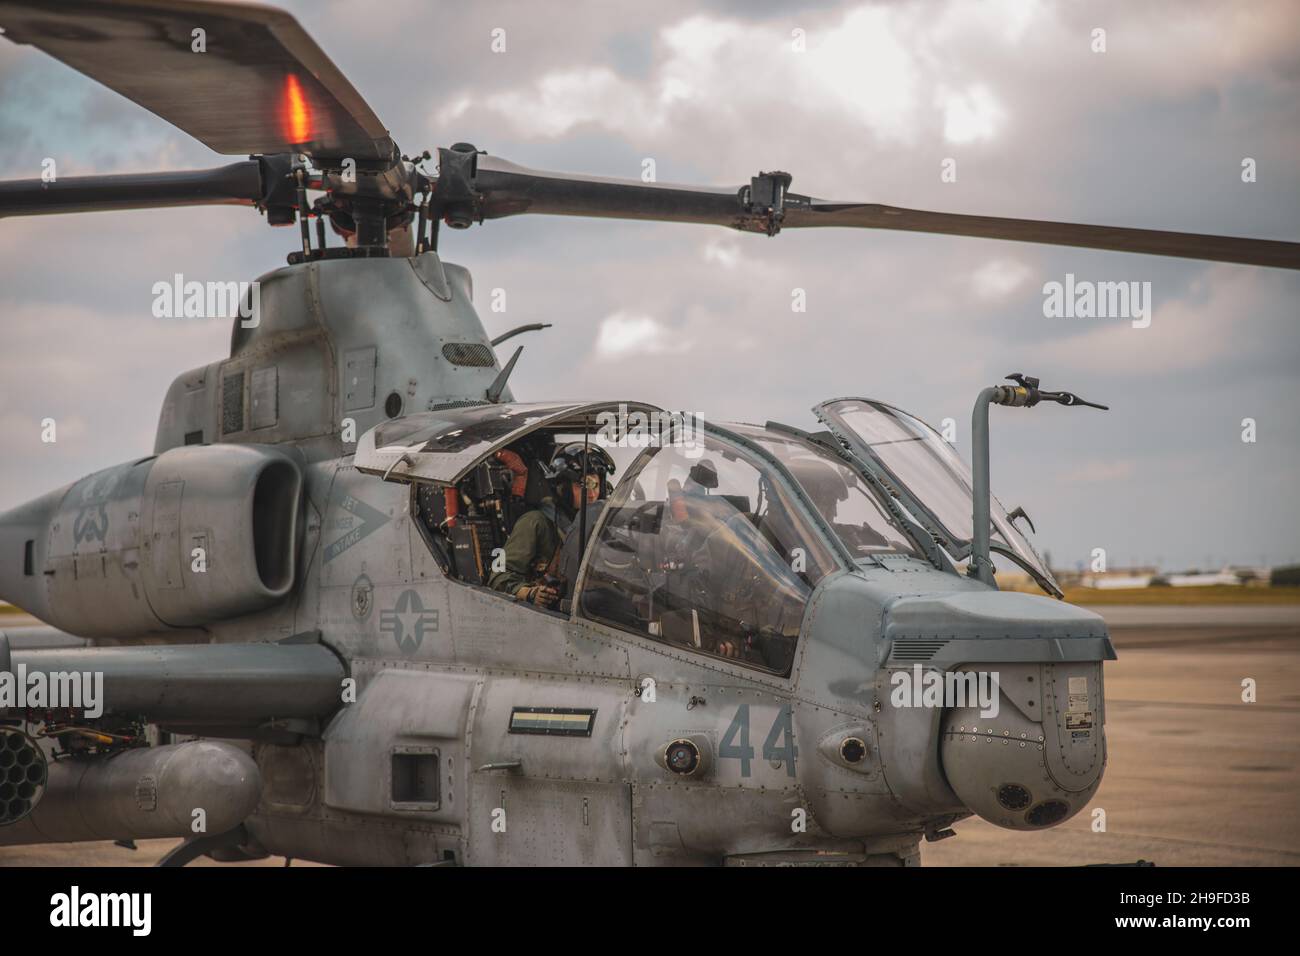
xmin=2 ymin=604 xmax=1297 ymax=867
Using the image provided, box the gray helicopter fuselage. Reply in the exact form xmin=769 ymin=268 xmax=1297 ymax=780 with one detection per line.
xmin=0 ymin=253 xmax=1113 ymax=866
xmin=250 ymin=454 xmax=1108 ymax=866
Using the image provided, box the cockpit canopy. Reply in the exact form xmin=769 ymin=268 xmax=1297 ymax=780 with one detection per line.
xmin=579 ymin=427 xmax=844 ymax=675
xmin=721 ymin=423 xmax=924 ymax=562
xmin=352 ymin=397 xmax=1061 ymax=680
xmin=354 ymin=401 xmax=661 ymax=485
xmin=355 ymin=402 xmax=925 ymax=675
xmin=812 ymin=398 xmax=1060 ymax=596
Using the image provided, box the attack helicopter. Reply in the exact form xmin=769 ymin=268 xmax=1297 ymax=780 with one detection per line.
xmin=1 ymin=0 xmax=1297 ymax=867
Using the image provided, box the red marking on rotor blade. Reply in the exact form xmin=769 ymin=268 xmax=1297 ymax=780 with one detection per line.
xmin=282 ymin=74 xmax=312 ymax=145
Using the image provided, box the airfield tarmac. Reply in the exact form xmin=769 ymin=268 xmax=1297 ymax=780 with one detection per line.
xmin=2 ymin=603 xmax=1297 ymax=867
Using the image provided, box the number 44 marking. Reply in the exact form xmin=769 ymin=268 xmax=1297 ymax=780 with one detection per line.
xmin=719 ymin=704 xmax=797 ymax=778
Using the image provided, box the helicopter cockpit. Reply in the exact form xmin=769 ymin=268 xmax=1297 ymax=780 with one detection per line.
xmin=354 ymin=397 xmax=1062 ymax=676
xmin=354 ymin=402 xmax=650 ymax=591
xmin=577 ymin=431 xmax=838 ymax=674
xmin=355 ymin=402 xmax=937 ymax=676
xmin=577 ymin=423 xmax=937 ymax=674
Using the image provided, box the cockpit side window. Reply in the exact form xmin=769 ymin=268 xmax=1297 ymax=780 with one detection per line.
xmin=577 ymin=434 xmax=834 ymax=676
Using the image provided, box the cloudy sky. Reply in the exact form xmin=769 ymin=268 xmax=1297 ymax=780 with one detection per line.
xmin=1 ymin=0 xmax=1298 ymax=573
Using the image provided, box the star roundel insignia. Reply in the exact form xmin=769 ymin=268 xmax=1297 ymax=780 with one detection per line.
xmin=379 ymin=589 xmax=438 ymax=653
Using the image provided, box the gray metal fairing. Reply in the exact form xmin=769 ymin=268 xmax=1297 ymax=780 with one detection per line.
xmin=883 ymin=590 xmax=1116 ymax=667
xmin=790 ymin=562 xmax=1115 ymax=833
xmin=0 ymin=443 xmax=305 ymax=640
xmin=154 ymin=253 xmax=504 ymax=460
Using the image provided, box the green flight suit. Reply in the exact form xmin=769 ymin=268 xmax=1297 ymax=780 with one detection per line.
xmin=487 ymin=500 xmax=568 ymax=597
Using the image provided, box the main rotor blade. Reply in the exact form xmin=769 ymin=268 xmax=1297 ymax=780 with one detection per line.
xmin=471 ymin=156 xmax=749 ymax=226
xmin=0 ymin=161 xmax=262 ymax=218
xmin=0 ymin=0 xmax=395 ymax=164
xmin=782 ymin=202 xmax=1300 ymax=272
xmin=464 ymin=157 xmax=1300 ymax=270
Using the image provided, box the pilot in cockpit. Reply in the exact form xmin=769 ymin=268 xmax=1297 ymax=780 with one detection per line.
xmin=781 ymin=457 xmax=890 ymax=554
xmin=486 ymin=443 xmax=615 ymax=609
xmin=657 ymin=459 xmax=781 ymax=663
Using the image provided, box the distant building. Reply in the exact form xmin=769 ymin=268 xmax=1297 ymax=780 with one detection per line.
xmin=1072 ymin=565 xmax=1268 ymax=589
xmin=1164 ymin=568 xmax=1250 ymax=587
xmin=1077 ymin=567 xmax=1159 ymax=589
